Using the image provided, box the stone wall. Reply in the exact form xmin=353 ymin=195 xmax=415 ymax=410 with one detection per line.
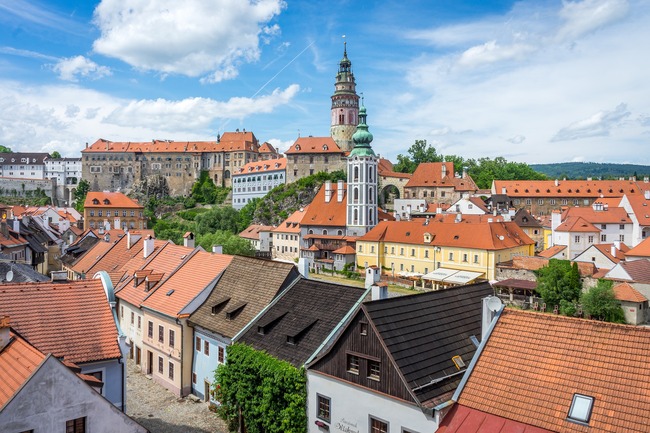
xmin=0 ymin=177 xmax=56 ymax=204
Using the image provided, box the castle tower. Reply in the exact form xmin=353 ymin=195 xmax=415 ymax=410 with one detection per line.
xmin=330 ymin=42 xmax=360 ymax=152
xmin=346 ymin=102 xmax=378 ymax=236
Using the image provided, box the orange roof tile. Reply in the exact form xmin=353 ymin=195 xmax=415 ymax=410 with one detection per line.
xmin=510 ymin=255 xmax=549 ymax=270
xmin=405 ymin=162 xmax=478 ymax=191
xmin=332 ymin=245 xmax=356 ymax=254
xmin=554 ymin=216 xmax=600 ymax=233
xmin=272 ymin=205 xmax=310 ymax=233
xmin=70 ymin=238 xmax=115 ymax=275
xmin=624 ymin=190 xmax=650 ymax=227
xmin=437 ymin=404 xmax=554 ymax=433
xmin=537 ymin=245 xmax=566 ymax=258
xmin=626 ymin=237 xmax=650 ymax=258
xmin=82 ymin=134 xmax=259 ymax=154
xmin=284 ymin=136 xmax=344 ymax=154
xmin=302 ymin=182 xmax=347 ymax=227
xmin=494 ymin=179 xmax=638 ymax=198
xmin=84 ymin=191 xmax=143 ymax=209
xmin=592 ymin=243 xmax=630 ymax=263
xmin=0 ymin=330 xmax=46 ymax=408
xmin=85 ymin=234 xmax=146 ymax=280
xmin=613 ymin=282 xmax=647 ymax=302
xmin=561 ymin=206 xmax=631 ymax=224
xmin=0 ymin=280 xmax=122 ymax=363
xmin=141 ymin=250 xmax=233 ymax=317
xmin=458 ymin=309 xmax=650 ymax=433
xmin=234 ymin=158 xmax=286 ymax=175
xmin=358 ymin=219 xmax=534 ymax=250
xmin=239 ymin=224 xmax=275 ymax=240
xmin=258 ymin=142 xmax=277 ymax=154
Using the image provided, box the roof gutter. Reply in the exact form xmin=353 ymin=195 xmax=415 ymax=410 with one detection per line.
xmin=451 ymin=305 xmax=504 ymax=402
xmin=304 ymin=286 xmax=371 ymax=367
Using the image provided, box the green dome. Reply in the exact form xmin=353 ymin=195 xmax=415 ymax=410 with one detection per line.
xmin=350 ymin=105 xmax=375 ymax=157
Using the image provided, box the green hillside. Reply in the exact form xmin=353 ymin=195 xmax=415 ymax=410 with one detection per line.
xmin=531 ymin=162 xmax=650 ymax=180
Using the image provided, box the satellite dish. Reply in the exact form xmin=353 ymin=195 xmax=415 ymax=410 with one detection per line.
xmin=486 ymin=296 xmax=502 ymax=312
xmin=5 ymin=270 xmax=13 ymax=282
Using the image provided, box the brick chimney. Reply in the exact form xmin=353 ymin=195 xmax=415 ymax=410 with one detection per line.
xmin=0 ymin=316 xmax=11 ymax=350
xmin=337 ymin=180 xmax=344 ymax=202
xmin=143 ymin=235 xmax=155 ymax=258
xmin=184 ymin=232 xmax=195 ymax=248
xmin=324 ymin=181 xmax=332 ymax=203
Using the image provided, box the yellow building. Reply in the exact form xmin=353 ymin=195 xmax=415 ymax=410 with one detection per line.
xmin=356 ymin=218 xmax=534 ymax=286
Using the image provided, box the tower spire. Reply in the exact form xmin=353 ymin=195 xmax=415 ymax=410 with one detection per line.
xmin=330 ymin=39 xmax=359 ymax=152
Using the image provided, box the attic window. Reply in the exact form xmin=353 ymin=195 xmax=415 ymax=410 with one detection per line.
xmin=322 ymin=144 xmax=328 ymax=151
xmin=92 ymin=198 xmax=99 ymax=205
xmin=225 ymin=301 xmax=247 ymax=320
xmin=166 ymin=289 xmax=175 ymax=296
xmin=257 ymin=310 xmax=288 ymax=335
xmin=405 ymin=232 xmax=410 ymax=236
xmin=103 ymin=199 xmax=110 ymax=205
xmin=295 ymin=144 xmax=301 ymax=151
xmin=211 ymin=296 xmax=231 ymax=314
xmin=454 ymin=235 xmax=459 ymax=239
xmin=452 ymin=355 xmax=465 ymax=370
xmin=568 ymin=394 xmax=594 ymax=424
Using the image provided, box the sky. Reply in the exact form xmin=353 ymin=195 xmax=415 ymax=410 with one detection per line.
xmin=0 ymin=0 xmax=649 ymax=165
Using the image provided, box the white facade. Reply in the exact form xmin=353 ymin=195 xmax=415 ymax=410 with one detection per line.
xmin=45 ymin=158 xmax=82 ymax=186
xmin=393 ymin=199 xmax=427 ymax=220
xmin=346 ymin=158 xmax=378 ymax=236
xmin=0 ymin=154 xmax=47 ymax=179
xmin=118 ymin=300 xmax=145 ymax=370
xmin=232 ymin=160 xmax=286 ymax=210
xmin=307 ymin=371 xmax=436 ymax=433
xmin=620 ymin=193 xmax=650 ymax=247
xmin=448 ymin=195 xmax=488 ymax=215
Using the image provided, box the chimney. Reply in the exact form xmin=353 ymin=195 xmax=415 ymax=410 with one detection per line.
xmin=127 ymin=231 xmax=141 ymax=249
xmin=645 ymin=190 xmax=650 ymax=200
xmin=337 ymin=180 xmax=344 ymax=202
xmin=554 ymin=179 xmax=559 ymax=187
xmin=184 ymin=232 xmax=195 ymax=248
xmin=0 ymin=221 xmax=8 ymax=238
xmin=441 ymin=164 xmax=447 ymax=179
xmin=297 ymin=257 xmax=309 ymax=279
xmin=455 ymin=213 xmax=462 ymax=223
xmin=551 ymin=210 xmax=562 ymax=230
xmin=143 ymin=235 xmax=154 ymax=258
xmin=613 ymin=240 xmax=621 ymax=251
xmin=50 ymin=270 xmax=68 ymax=282
xmin=462 ymin=167 xmax=467 ymax=178
xmin=644 ymin=177 xmax=649 ymax=183
xmin=419 ymin=203 xmax=426 ymax=213
xmin=436 ymin=206 xmax=442 ymax=214
xmin=501 ymin=187 xmax=506 ymax=194
xmin=611 ymin=244 xmax=617 ymax=258
xmin=365 ymin=266 xmax=380 ymax=289
xmin=104 ymin=233 xmax=110 ymax=243
xmin=324 ymin=181 xmax=332 ymax=203
xmin=482 ymin=296 xmax=502 ymax=339
xmin=371 ymin=282 xmax=388 ymax=301
xmin=406 ymin=204 xmax=411 ymax=216
xmin=212 ymin=245 xmax=223 ymax=254
xmin=0 ymin=316 xmax=10 ymax=351
xmin=12 ymin=219 xmax=20 ymax=233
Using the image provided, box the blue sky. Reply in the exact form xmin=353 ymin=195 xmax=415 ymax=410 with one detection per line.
xmin=0 ymin=0 xmax=649 ymax=165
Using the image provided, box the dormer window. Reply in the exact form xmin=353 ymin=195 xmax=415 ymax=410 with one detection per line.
xmin=568 ymin=394 xmax=594 ymax=424
xmin=322 ymin=144 xmax=328 ymax=151
xmin=295 ymin=144 xmax=301 ymax=151
xmin=103 ymin=199 xmax=110 ymax=205
xmin=92 ymin=198 xmax=99 ymax=205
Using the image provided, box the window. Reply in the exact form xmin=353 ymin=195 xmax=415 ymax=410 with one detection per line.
xmin=525 ymin=199 xmax=532 ymax=205
xmin=601 ymin=224 xmax=607 ymax=229
xmin=448 ymin=252 xmax=454 ymax=261
xmin=169 ymin=329 xmax=175 ymax=347
xmin=368 ymin=360 xmax=380 ymax=380
xmin=588 ymin=235 xmax=594 ymax=243
xmin=474 ymin=254 xmax=479 ymax=263
xmin=462 ymin=253 xmax=468 ymax=262
xmin=158 ymin=356 xmax=163 ymax=373
xmin=360 ymin=322 xmax=368 ymax=335
xmin=550 ymin=199 xmax=556 ymax=205
xmin=204 ymin=340 xmax=210 ymax=356
xmin=619 ymin=234 xmax=625 ymax=242
xmin=196 ymin=336 xmax=201 ymax=351
xmin=169 ymin=361 xmax=174 ymax=380
xmin=601 ymin=234 xmax=607 ymax=242
xmin=192 ymin=372 xmax=197 ymax=384
xmin=370 ymin=417 xmax=388 ymax=433
xmin=148 ymin=321 xmax=153 ymax=338
xmin=317 ymin=394 xmax=331 ymax=422
xmin=568 ymin=394 xmax=594 ymax=424
xmin=391 ymin=247 xmax=395 ymax=254
xmin=130 ymin=312 xmax=134 ymax=324
xmin=620 ymin=224 xmax=625 ymax=229
xmin=158 ymin=325 xmax=164 ymax=343
xmin=347 ymin=354 xmax=359 ymax=374
xmin=424 ymin=250 xmax=429 ymax=258
xmin=66 ymin=417 xmax=86 ymax=433
xmin=538 ymin=199 xmax=544 ymax=204
xmin=574 ymin=236 xmax=580 ymax=243
xmin=400 ymin=248 xmax=404 ymax=256
xmin=138 ymin=316 xmax=141 ymax=329
xmin=358 ymin=245 xmax=363 ymax=253
xmin=562 ymin=199 xmax=568 ymax=205
xmin=218 ymin=346 xmax=225 ymax=363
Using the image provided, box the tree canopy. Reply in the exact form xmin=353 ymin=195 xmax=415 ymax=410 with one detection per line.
xmin=580 ymin=279 xmax=626 ymax=323
xmin=0 ymin=145 xmax=12 ymax=153
xmin=50 ymin=151 xmax=61 ymax=158
xmin=535 ymin=259 xmax=582 ymax=315
xmin=73 ymin=179 xmax=90 ymax=213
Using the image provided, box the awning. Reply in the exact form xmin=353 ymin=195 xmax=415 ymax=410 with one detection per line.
xmin=442 ymin=270 xmax=483 ymax=285
xmin=397 ymin=271 xmax=424 ymax=278
xmin=422 ymin=268 xmax=458 ymax=282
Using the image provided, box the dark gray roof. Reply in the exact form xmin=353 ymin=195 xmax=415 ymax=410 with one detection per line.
xmin=363 ymin=281 xmax=494 ymax=405
xmin=617 ymin=260 xmax=650 ymax=284
xmin=0 ymin=153 xmax=49 ymax=166
xmin=189 ymin=256 xmax=300 ymax=338
xmin=512 ymin=208 xmax=543 ymax=228
xmin=61 ymin=236 xmax=101 ymax=266
xmin=238 ymin=278 xmax=366 ymax=367
xmin=0 ymin=262 xmax=49 ymax=283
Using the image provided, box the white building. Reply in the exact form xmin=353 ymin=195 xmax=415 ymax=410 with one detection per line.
xmin=45 ymin=157 xmax=82 ymax=205
xmin=0 ymin=153 xmax=48 ymax=180
xmin=231 ymin=158 xmax=286 ymax=210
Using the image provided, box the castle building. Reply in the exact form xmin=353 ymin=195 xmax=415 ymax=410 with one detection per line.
xmin=346 ymin=103 xmax=378 ymax=236
xmin=330 ymin=42 xmax=360 ymax=152
xmin=231 ymin=158 xmax=287 ymax=210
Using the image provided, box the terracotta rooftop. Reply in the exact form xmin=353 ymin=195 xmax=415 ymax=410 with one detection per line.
xmin=626 ymin=237 xmax=650 ymax=258
xmin=561 ymin=206 xmax=631 ymax=224
xmin=141 ymin=250 xmax=233 ymax=317
xmin=622 ymin=190 xmax=650 ymax=228
xmin=405 ymin=162 xmax=478 ymax=191
xmin=592 ymin=243 xmax=630 ymax=263
xmin=69 ymin=238 xmax=116 ymax=276
xmin=378 ymin=158 xmax=412 ymax=179
xmin=0 ymin=279 xmax=122 ymax=363
xmin=83 ymin=132 xmax=259 ymax=154
xmin=493 ymin=179 xmax=639 ymax=198
xmin=272 ymin=205 xmax=309 ymax=233
xmin=537 ymin=245 xmax=566 ymax=258
xmin=284 ymin=136 xmax=344 ymax=155
xmin=84 ymin=234 xmax=147 ymax=282
xmin=234 ymin=158 xmax=286 ymax=175
xmin=438 ymin=404 xmax=554 ymax=433
xmin=84 ymin=191 xmax=143 ymax=209
xmin=238 ymin=224 xmax=275 ymax=241
xmin=0 ymin=330 xmax=46 ymax=409
xmin=457 ymin=308 xmax=650 ymax=433
xmin=358 ymin=219 xmax=534 ymax=250
xmin=613 ymin=282 xmax=647 ymax=302
xmin=555 ymin=216 xmax=600 ymax=233
xmin=301 ymin=182 xmax=347 ymax=227
xmin=258 ymin=142 xmax=277 ymax=154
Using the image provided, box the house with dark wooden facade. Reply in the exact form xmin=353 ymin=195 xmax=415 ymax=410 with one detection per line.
xmin=305 ymin=281 xmax=494 ymax=433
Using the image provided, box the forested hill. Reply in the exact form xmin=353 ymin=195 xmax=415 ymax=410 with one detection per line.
xmin=531 ymin=162 xmax=650 ymax=180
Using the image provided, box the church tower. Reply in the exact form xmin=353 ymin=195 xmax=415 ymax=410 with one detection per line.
xmin=346 ymin=101 xmax=378 ymax=236
xmin=330 ymin=42 xmax=360 ymax=152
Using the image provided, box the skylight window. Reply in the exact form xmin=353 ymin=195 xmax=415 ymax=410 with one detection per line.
xmin=568 ymin=394 xmax=594 ymax=424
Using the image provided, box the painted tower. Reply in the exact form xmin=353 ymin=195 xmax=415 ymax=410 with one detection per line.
xmin=346 ymin=102 xmax=378 ymax=236
xmin=330 ymin=42 xmax=360 ymax=152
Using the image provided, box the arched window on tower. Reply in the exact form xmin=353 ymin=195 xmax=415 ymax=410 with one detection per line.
xmin=354 ymin=166 xmax=359 ymax=182
xmin=348 ymin=110 xmax=354 ymax=125
xmin=353 ymin=188 xmax=359 ymax=203
xmin=369 ymin=188 xmax=374 ymax=203
xmin=368 ymin=167 xmax=373 ymax=182
xmin=369 ymin=210 xmax=373 ymax=225
xmin=339 ymin=111 xmax=345 ymax=124
xmin=353 ymin=209 xmax=358 ymax=225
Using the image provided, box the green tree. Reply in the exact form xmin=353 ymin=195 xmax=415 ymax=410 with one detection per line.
xmin=535 ymin=259 xmax=582 ymax=315
xmin=0 ymin=145 xmax=12 ymax=153
xmin=580 ymin=279 xmax=626 ymax=323
xmin=468 ymin=157 xmax=546 ymax=189
xmin=197 ymin=231 xmax=255 ymax=256
xmin=393 ymin=139 xmax=442 ymax=173
xmin=73 ymin=179 xmax=90 ymax=213
xmin=215 ymin=344 xmax=307 ymax=433
xmin=195 ymin=206 xmax=241 ymax=234
xmin=50 ymin=151 xmax=61 ymax=158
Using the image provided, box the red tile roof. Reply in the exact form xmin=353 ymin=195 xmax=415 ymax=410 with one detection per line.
xmin=438 ymin=404 xmax=554 ymax=433
xmin=561 ymin=206 xmax=631 ymax=224
xmin=70 ymin=239 xmax=116 ymax=275
xmin=359 ymin=219 xmax=534 ymax=250
xmin=140 ymin=250 xmax=233 ymax=317
xmin=554 ymin=216 xmax=599 ymax=233
xmin=239 ymin=224 xmax=275 ymax=241
xmin=0 ymin=330 xmax=46 ymax=408
xmin=302 ymin=182 xmax=347 ymax=227
xmin=258 ymin=142 xmax=277 ymax=154
xmin=613 ymin=282 xmax=647 ymax=302
xmin=537 ymin=245 xmax=567 ymax=258
xmin=458 ymin=308 xmax=650 ymax=433
xmin=332 ymin=245 xmax=356 ymax=254
xmin=84 ymin=234 xmax=146 ymax=281
xmin=83 ymin=133 xmax=259 ymax=154
xmin=0 ymin=280 xmax=122 ymax=363
xmin=405 ymin=162 xmax=477 ymax=191
xmin=591 ymin=243 xmax=629 ymax=263
xmin=84 ymin=191 xmax=143 ymax=209
xmin=273 ymin=206 xmax=310 ymax=234
xmin=610 ymin=260 xmax=650 ymax=284
xmin=234 ymin=158 xmax=286 ymax=175
xmin=626 ymin=237 xmax=650 ymax=258
xmin=622 ymin=190 xmax=650 ymax=229
xmin=284 ymin=136 xmax=344 ymax=154
xmin=493 ymin=179 xmax=639 ymax=198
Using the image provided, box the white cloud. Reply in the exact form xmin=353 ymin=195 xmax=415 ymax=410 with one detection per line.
xmin=457 ymin=40 xmax=535 ymax=68
xmin=266 ymin=138 xmax=294 ymax=154
xmin=92 ymin=0 xmax=285 ymax=80
xmin=507 ymin=135 xmax=526 ymax=144
xmin=52 ymin=56 xmax=111 ymax=81
xmin=556 ymin=0 xmax=629 ymax=42
xmin=551 ymin=103 xmax=631 ymax=141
